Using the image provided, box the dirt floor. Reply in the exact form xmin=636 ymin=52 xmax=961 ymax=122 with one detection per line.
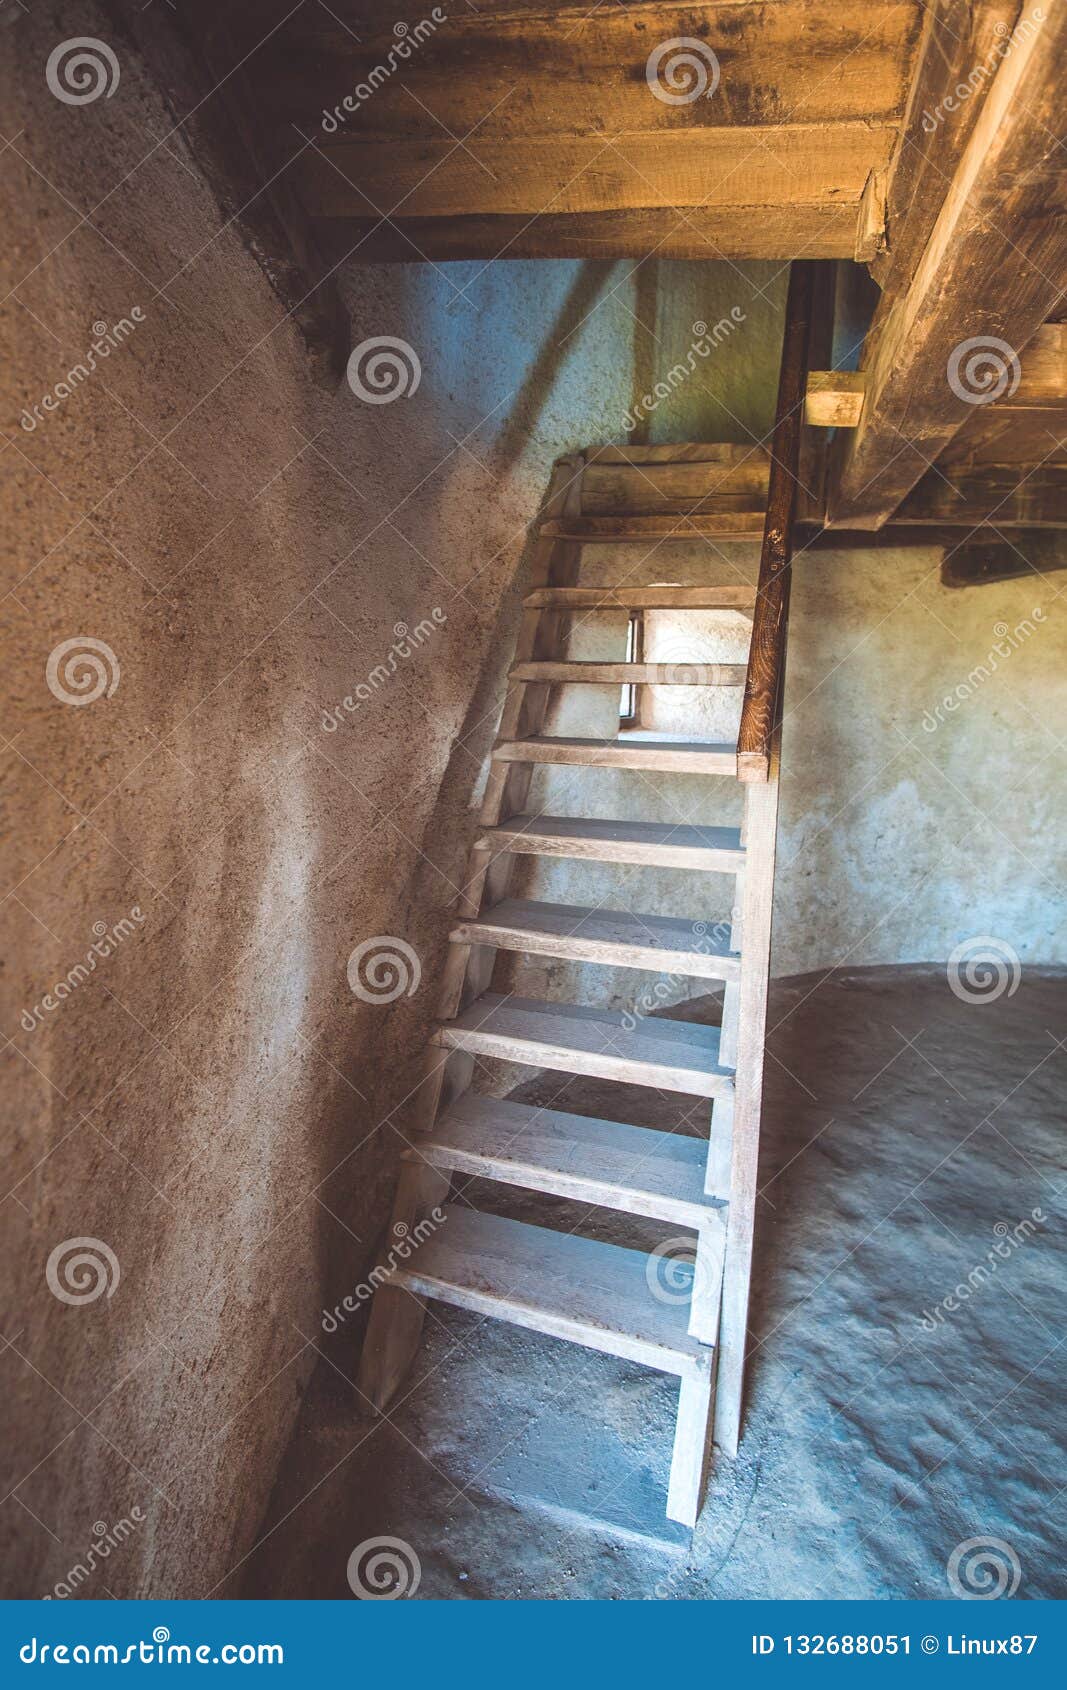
xmin=235 ymin=967 xmax=1067 ymax=1601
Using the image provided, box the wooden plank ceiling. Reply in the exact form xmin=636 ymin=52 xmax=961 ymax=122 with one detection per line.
xmin=231 ymin=0 xmax=924 ymax=262
xmin=190 ymin=0 xmax=1065 ymax=534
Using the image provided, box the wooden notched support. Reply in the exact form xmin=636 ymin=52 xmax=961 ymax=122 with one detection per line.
xmin=805 ymin=371 xmax=867 ymax=429
xmin=736 ymin=260 xmax=816 ymax=784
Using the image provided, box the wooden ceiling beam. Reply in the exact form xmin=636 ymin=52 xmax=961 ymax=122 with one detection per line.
xmin=310 ymin=206 xmax=859 ymax=264
xmin=870 ymin=0 xmax=1020 ymax=294
xmin=259 ymin=0 xmax=919 ymax=261
xmin=260 ymin=2 xmax=918 ymax=137
xmin=940 ymin=531 xmax=1067 ymax=585
xmin=893 ymin=463 xmax=1067 ymax=528
xmin=827 ymin=2 xmax=1067 ymax=528
xmin=301 ymin=123 xmax=897 ymax=244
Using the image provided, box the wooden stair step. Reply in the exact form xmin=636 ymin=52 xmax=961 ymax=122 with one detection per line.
xmin=479 ymin=813 xmax=744 ymax=872
xmin=453 ymin=898 xmax=740 ymax=981
xmin=510 ymin=660 xmax=747 ymax=686
xmin=538 ymin=515 xmax=766 ymax=541
xmin=409 ymin=1095 xmax=715 ymax=1227
xmin=492 ymin=735 xmax=737 ymax=774
xmin=524 ymin=585 xmax=756 ymax=611
xmin=434 ymin=993 xmax=732 ymax=1097
xmin=388 ymin=1203 xmax=711 ymax=1379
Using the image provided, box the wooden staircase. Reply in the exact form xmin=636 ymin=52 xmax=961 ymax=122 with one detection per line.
xmin=357 ymin=263 xmax=816 ymax=1527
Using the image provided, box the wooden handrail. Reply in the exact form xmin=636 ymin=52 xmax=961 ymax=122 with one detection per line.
xmin=736 ymin=261 xmax=816 ymax=782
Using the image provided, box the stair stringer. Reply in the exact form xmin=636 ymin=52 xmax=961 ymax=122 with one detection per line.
xmin=356 ymin=455 xmax=585 ymax=1413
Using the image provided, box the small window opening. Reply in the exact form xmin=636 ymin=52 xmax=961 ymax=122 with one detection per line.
xmin=619 ymin=610 xmax=643 ymax=726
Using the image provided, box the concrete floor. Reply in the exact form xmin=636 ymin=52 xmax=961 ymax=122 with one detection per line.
xmin=236 ymin=968 xmax=1067 ymax=1600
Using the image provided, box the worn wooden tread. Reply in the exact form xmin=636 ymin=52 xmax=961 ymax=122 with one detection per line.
xmin=538 ymin=515 xmax=767 ymax=541
xmin=479 ymin=813 xmax=745 ymax=872
xmin=510 ymin=660 xmax=747 ymax=686
xmin=388 ymin=1203 xmax=711 ymax=1379
xmin=408 ymin=1096 xmax=715 ymax=1228
xmin=452 ymin=899 xmax=740 ymax=981
xmin=434 ymin=994 xmax=732 ymax=1097
xmin=492 ymin=735 xmax=737 ymax=774
xmin=523 ymin=585 xmax=756 ymax=611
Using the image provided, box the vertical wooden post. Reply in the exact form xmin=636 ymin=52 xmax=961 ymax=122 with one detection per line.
xmin=712 ymin=766 xmax=780 ymax=1453
xmin=715 ymin=260 xmax=817 ymax=1452
xmin=736 ymin=260 xmax=814 ymax=783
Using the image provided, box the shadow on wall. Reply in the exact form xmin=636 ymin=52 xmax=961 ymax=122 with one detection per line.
xmin=488 ymin=262 xmax=617 ymax=476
